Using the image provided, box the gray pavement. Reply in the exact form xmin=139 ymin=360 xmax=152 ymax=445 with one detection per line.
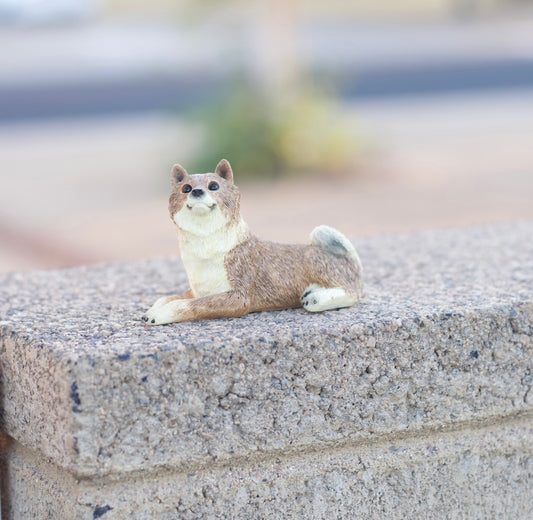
xmin=1 ymin=88 xmax=533 ymax=273
xmin=2 ymin=15 xmax=533 ymax=87
xmin=1 ymin=15 xmax=533 ymax=273
xmin=2 ymin=15 xmax=533 ymax=121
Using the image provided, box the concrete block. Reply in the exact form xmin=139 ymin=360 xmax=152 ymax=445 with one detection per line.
xmin=1 ymin=222 xmax=532 ymax=518
xmin=2 ymin=418 xmax=531 ymax=519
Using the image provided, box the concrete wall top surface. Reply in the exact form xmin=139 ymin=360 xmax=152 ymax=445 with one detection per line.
xmin=1 ymin=222 xmax=532 ymax=478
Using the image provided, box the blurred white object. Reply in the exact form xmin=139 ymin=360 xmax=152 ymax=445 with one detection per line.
xmin=0 ymin=0 xmax=98 ymax=25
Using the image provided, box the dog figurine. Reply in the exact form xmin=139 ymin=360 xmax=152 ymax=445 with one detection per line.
xmin=143 ymin=159 xmax=363 ymax=325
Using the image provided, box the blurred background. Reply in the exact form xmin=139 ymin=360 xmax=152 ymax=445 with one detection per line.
xmin=1 ymin=0 xmax=533 ymax=273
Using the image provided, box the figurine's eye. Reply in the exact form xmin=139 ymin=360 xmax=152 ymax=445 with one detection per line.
xmin=182 ymin=184 xmax=192 ymax=193
xmin=208 ymin=182 xmax=219 ymax=191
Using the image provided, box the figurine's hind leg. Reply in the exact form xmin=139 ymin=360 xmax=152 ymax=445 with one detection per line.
xmin=301 ymin=285 xmax=359 ymax=312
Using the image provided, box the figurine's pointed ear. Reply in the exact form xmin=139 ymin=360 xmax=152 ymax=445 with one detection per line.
xmin=171 ymin=164 xmax=188 ymax=185
xmin=214 ymin=159 xmax=234 ymax=184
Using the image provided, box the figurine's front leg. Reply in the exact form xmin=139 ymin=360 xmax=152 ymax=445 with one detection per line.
xmin=143 ymin=291 xmax=250 ymax=325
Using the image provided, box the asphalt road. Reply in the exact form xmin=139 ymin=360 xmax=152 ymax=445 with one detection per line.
xmin=1 ymin=58 xmax=533 ymax=123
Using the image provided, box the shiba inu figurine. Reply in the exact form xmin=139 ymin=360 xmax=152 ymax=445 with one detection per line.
xmin=142 ymin=159 xmax=363 ymax=325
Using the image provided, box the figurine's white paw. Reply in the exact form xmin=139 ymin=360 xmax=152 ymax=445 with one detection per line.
xmin=301 ymin=286 xmax=357 ymax=313
xmin=142 ymin=300 xmax=189 ymax=325
xmin=142 ymin=296 xmax=173 ymax=325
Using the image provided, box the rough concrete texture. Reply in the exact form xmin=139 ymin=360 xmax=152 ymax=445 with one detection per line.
xmin=3 ymin=417 xmax=531 ymax=519
xmin=1 ymin=222 xmax=532 ymax=518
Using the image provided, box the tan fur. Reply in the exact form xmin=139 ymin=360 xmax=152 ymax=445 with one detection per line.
xmin=143 ymin=159 xmax=363 ymax=324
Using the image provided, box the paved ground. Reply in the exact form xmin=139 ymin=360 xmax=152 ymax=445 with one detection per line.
xmin=2 ymin=15 xmax=533 ymax=122
xmin=1 ymin=88 xmax=532 ymax=273
xmin=1 ymin=14 xmax=533 ymax=273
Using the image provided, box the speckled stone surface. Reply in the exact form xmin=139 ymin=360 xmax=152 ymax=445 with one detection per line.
xmin=4 ymin=417 xmax=532 ymax=519
xmin=1 ymin=222 xmax=533 ymax=518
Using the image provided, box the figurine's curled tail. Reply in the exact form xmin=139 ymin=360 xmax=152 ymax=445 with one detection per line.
xmin=310 ymin=225 xmax=363 ymax=270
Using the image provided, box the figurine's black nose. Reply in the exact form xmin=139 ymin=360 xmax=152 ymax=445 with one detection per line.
xmin=191 ymin=188 xmax=204 ymax=198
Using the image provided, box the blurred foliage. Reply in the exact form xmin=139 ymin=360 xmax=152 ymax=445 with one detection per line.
xmin=187 ymin=84 xmax=358 ymax=179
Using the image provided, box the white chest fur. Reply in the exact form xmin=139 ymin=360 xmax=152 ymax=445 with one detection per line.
xmin=181 ymin=250 xmax=230 ymax=297
xmin=176 ymin=216 xmax=249 ymax=298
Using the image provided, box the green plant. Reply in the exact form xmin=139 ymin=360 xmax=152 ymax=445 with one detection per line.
xmin=187 ymin=84 xmax=358 ymax=179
